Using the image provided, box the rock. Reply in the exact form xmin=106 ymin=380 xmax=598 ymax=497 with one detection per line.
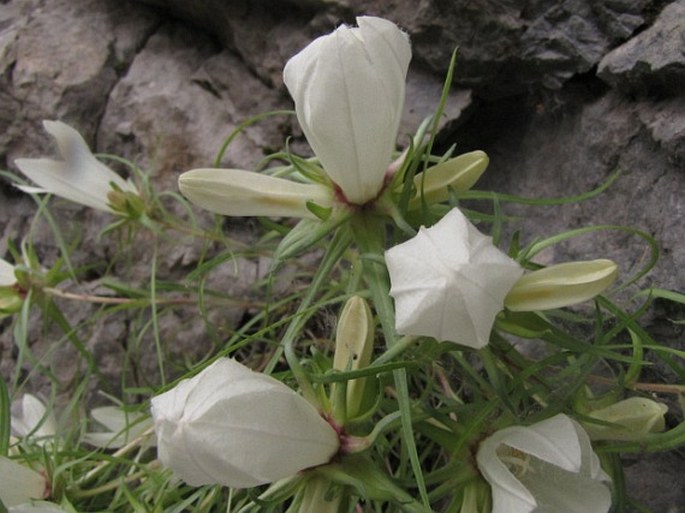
xmin=97 ymin=21 xmax=289 ymax=189
xmin=134 ymin=0 xmax=313 ymax=86
xmin=453 ymin=88 xmax=684 ymax=295
xmin=590 ymin=0 xmax=650 ymax=41
xmin=636 ymin=96 xmax=685 ymax=163
xmin=0 ymin=0 xmax=159 ymax=167
xmin=598 ymin=0 xmax=685 ymax=96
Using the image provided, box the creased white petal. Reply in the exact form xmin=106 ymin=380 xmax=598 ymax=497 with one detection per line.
xmin=284 ymin=16 xmax=411 ymax=205
xmin=386 ymin=208 xmax=523 ymax=348
xmin=15 ymin=120 xmax=137 ymax=212
xmin=11 ymin=395 xmax=56 ymax=441
xmin=151 ymin=359 xmax=340 ymax=488
xmin=0 ymin=457 xmax=46 ymax=507
xmin=476 ymin=415 xmax=612 ymax=513
xmin=83 ymin=406 xmax=153 ymax=449
xmin=179 ymin=168 xmax=333 ymax=219
xmin=0 ymin=258 xmax=16 ymax=287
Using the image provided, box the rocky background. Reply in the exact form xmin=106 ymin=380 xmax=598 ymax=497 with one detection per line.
xmin=0 ymin=0 xmax=683 ymax=510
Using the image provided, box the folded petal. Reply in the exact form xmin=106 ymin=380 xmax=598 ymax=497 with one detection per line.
xmin=0 ymin=457 xmax=46 ymax=507
xmin=15 ymin=120 xmax=137 ymax=212
xmin=178 ymin=168 xmax=333 ymax=219
xmin=284 ymin=16 xmax=411 ymax=205
xmin=476 ymin=415 xmax=611 ymax=513
xmin=0 ymin=258 xmax=16 ymax=287
xmin=11 ymin=394 xmax=56 ymax=441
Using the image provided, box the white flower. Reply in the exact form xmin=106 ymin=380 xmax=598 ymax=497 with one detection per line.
xmin=11 ymin=394 xmax=56 ymax=443
xmin=283 ymin=16 xmax=411 ymax=205
xmin=385 ymin=208 xmax=523 ymax=348
xmin=0 ymin=258 xmax=16 ymax=287
xmin=83 ymin=405 xmax=153 ymax=449
xmin=15 ymin=120 xmax=138 ymax=212
xmin=151 ymin=358 xmax=340 ymax=489
xmin=179 ymin=16 xmax=411 ymax=216
xmin=476 ymin=414 xmax=611 ymax=513
xmin=0 ymin=456 xmax=47 ymax=508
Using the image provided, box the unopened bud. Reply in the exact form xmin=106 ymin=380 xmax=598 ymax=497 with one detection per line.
xmin=583 ymin=397 xmax=668 ymax=441
xmin=505 ymin=259 xmax=618 ymax=311
xmin=407 ymin=150 xmax=488 ymax=208
xmin=333 ymin=296 xmax=374 ymax=419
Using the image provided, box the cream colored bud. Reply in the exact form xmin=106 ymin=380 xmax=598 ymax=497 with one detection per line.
xmin=505 ymin=259 xmax=618 ymax=312
xmin=333 ymin=296 xmax=374 ymax=418
xmin=407 ymin=150 xmax=488 ymax=208
xmin=179 ymin=168 xmax=333 ymax=219
xmin=583 ymin=397 xmax=668 ymax=441
xmin=297 ymin=476 xmax=342 ymax=513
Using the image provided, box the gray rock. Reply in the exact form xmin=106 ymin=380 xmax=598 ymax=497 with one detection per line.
xmin=97 ymin=21 xmax=288 ymax=188
xmin=598 ymin=0 xmax=685 ymax=95
xmin=456 ymin=88 xmax=684 ymax=294
xmin=0 ymin=0 xmax=159 ymax=167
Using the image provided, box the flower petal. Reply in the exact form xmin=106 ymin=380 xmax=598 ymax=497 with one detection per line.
xmin=178 ymin=168 xmax=333 ymax=219
xmin=151 ymin=359 xmax=340 ymax=488
xmin=11 ymin=395 xmax=56 ymax=441
xmin=0 ymin=457 xmax=46 ymax=507
xmin=15 ymin=121 xmax=137 ymax=212
xmin=476 ymin=415 xmax=612 ymax=513
xmin=0 ymin=258 xmax=16 ymax=287
xmin=284 ymin=17 xmax=411 ymax=205
xmin=386 ymin=208 xmax=522 ymax=348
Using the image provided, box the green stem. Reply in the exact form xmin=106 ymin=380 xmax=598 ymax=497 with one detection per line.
xmin=266 ymin=227 xmax=352 ymax=406
xmin=350 ymin=214 xmax=431 ymax=509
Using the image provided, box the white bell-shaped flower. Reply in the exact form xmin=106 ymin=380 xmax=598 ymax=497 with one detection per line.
xmin=15 ymin=120 xmax=138 ymax=212
xmin=385 ymin=208 xmax=523 ymax=348
xmin=284 ymin=16 xmax=411 ymax=205
xmin=179 ymin=16 xmax=411 ymax=217
xmin=151 ymin=358 xmax=340 ymax=489
xmin=476 ymin=414 xmax=612 ymax=513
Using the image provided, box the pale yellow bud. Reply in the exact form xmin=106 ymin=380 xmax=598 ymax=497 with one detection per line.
xmin=297 ymin=476 xmax=342 ymax=513
xmin=333 ymin=296 xmax=374 ymax=418
xmin=583 ymin=397 xmax=668 ymax=441
xmin=504 ymin=259 xmax=618 ymax=311
xmin=408 ymin=150 xmax=488 ymax=208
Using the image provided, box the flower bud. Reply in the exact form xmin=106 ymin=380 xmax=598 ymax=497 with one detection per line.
xmin=151 ymin=358 xmax=339 ymax=489
xmin=0 ymin=258 xmax=23 ymax=316
xmin=297 ymin=476 xmax=342 ymax=513
xmin=583 ymin=397 xmax=668 ymax=441
xmin=178 ymin=168 xmax=333 ymax=219
xmin=333 ymin=296 xmax=374 ymax=418
xmin=504 ymin=259 xmax=618 ymax=312
xmin=407 ymin=150 xmax=488 ymax=208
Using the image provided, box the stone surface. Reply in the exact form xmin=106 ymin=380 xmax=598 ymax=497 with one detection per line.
xmin=598 ymin=0 xmax=685 ymax=95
